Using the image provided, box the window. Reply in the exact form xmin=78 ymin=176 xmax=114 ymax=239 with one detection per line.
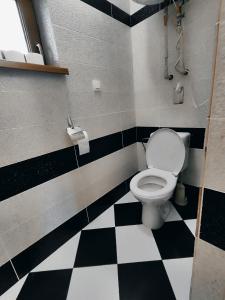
xmin=0 ymin=0 xmax=42 ymax=54
xmin=0 ymin=0 xmax=69 ymax=74
xmin=0 ymin=0 xmax=28 ymax=53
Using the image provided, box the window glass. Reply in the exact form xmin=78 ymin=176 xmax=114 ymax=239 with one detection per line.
xmin=0 ymin=0 xmax=28 ymax=53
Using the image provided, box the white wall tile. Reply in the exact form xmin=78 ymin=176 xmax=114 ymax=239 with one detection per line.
xmin=110 ymin=0 xmax=131 ymax=14
xmin=204 ymin=118 xmax=225 ymax=193
xmin=0 ymin=121 xmax=71 ymax=167
xmin=0 ymin=238 xmax=9 ymax=267
xmin=131 ymin=0 xmax=220 ymax=130
xmin=191 ymin=239 xmax=225 ymax=300
xmin=129 ymin=0 xmax=144 ymax=15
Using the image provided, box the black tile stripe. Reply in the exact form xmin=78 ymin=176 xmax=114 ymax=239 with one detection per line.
xmin=122 ymin=127 xmax=137 ymax=147
xmin=130 ymin=3 xmax=165 ymax=27
xmin=0 ymin=175 xmax=132 ymax=296
xmin=87 ymin=180 xmax=127 ymax=222
xmin=81 ymin=0 xmax=130 ymax=26
xmin=200 ymin=188 xmax=225 ymax=251
xmin=81 ymin=0 xmax=166 ymax=27
xmin=0 ymin=127 xmax=205 ymax=203
xmin=81 ymin=0 xmax=188 ymax=28
xmin=137 ymin=126 xmax=205 ymax=149
xmin=0 ymin=147 xmax=78 ymax=202
xmin=81 ymin=0 xmax=111 ymax=17
xmin=0 ymin=261 xmax=18 ymax=296
xmin=11 ymin=209 xmax=88 ymax=279
xmin=76 ymin=131 xmax=123 ymax=167
xmin=111 ymin=4 xmax=130 ymax=26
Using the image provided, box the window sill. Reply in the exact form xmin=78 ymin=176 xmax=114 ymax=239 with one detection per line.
xmin=0 ymin=60 xmax=69 ymax=75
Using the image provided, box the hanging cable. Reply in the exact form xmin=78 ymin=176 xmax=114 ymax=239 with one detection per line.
xmin=164 ymin=4 xmax=173 ymax=80
xmin=174 ymin=1 xmax=189 ymax=75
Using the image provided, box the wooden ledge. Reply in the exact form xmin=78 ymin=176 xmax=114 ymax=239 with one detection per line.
xmin=0 ymin=60 xmax=69 ymax=75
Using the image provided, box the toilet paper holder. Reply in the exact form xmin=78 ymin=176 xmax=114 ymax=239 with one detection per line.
xmin=67 ymin=126 xmax=86 ymax=141
xmin=67 ymin=115 xmax=86 ymax=141
xmin=66 ymin=116 xmax=90 ymax=155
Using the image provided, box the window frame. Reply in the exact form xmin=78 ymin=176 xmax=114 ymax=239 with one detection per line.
xmin=0 ymin=0 xmax=69 ymax=75
xmin=16 ymin=0 xmax=43 ymax=55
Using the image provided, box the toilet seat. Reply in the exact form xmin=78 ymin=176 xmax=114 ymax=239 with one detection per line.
xmin=130 ymin=168 xmax=177 ymax=201
xmin=146 ymin=128 xmax=185 ymax=176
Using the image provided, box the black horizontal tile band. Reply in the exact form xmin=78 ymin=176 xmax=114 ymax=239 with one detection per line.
xmin=200 ymin=188 xmax=225 ymax=251
xmin=130 ymin=3 xmax=165 ymax=27
xmin=81 ymin=0 xmax=111 ymax=17
xmin=0 ymin=174 xmax=134 ymax=296
xmin=0 ymin=262 xmax=18 ymax=296
xmin=111 ymin=4 xmax=130 ymax=26
xmin=75 ymin=131 xmax=123 ymax=167
xmin=87 ymin=174 xmax=134 ymax=222
xmin=11 ymin=209 xmax=88 ymax=279
xmin=81 ymin=0 xmax=166 ymax=27
xmin=0 ymin=147 xmax=78 ymax=202
xmin=137 ymin=126 xmax=206 ymax=149
xmin=137 ymin=127 xmax=160 ymax=142
xmin=0 ymin=126 xmax=204 ymax=204
xmin=81 ymin=0 xmax=130 ymax=26
xmin=122 ymin=127 xmax=137 ymax=147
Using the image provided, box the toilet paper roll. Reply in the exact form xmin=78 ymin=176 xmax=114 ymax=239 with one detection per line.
xmin=3 ymin=50 xmax=26 ymax=62
xmin=67 ymin=127 xmax=90 ymax=155
xmin=25 ymin=52 xmax=44 ymax=65
xmin=78 ymin=131 xmax=90 ymax=155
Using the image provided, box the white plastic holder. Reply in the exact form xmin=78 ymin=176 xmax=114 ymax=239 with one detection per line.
xmin=67 ymin=126 xmax=90 ymax=155
xmin=174 ymin=182 xmax=188 ymax=206
xmin=67 ymin=126 xmax=86 ymax=143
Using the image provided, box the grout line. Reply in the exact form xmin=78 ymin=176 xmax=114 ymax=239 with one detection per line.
xmin=74 ymin=146 xmax=80 ymax=168
xmin=86 ymin=208 xmax=90 ymax=223
xmin=10 ymin=260 xmax=19 ymax=281
xmin=121 ymin=131 xmax=124 ymax=148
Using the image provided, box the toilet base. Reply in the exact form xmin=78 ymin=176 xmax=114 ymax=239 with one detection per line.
xmin=142 ymin=203 xmax=164 ymax=230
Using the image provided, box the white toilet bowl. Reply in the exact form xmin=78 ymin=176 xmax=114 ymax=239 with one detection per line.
xmin=130 ymin=128 xmax=190 ymax=230
xmin=130 ymin=168 xmax=177 ymax=229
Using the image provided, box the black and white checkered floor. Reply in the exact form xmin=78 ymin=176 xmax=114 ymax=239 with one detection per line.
xmin=2 ymin=192 xmax=197 ymax=300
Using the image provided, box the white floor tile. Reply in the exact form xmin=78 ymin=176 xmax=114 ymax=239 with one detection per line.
xmin=32 ymin=233 xmax=80 ymax=272
xmin=185 ymin=219 xmax=197 ymax=236
xmin=67 ymin=265 xmax=119 ymax=300
xmin=165 ymin=202 xmax=182 ymax=222
xmin=163 ymin=258 xmax=193 ymax=300
xmin=85 ymin=206 xmax=115 ymax=230
xmin=116 ymin=225 xmax=161 ymax=264
xmin=116 ymin=192 xmax=138 ymax=204
xmin=1 ymin=275 xmax=28 ymax=300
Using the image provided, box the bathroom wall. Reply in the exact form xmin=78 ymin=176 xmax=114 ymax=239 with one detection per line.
xmin=0 ymin=0 xmax=137 ymax=292
xmin=131 ymin=0 xmax=221 ymax=187
xmin=191 ymin=1 xmax=225 ymax=298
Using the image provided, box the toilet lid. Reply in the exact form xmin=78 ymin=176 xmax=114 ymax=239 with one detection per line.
xmin=146 ymin=128 xmax=185 ymax=176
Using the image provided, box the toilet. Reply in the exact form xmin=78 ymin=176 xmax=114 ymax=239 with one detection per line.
xmin=130 ymin=128 xmax=190 ymax=230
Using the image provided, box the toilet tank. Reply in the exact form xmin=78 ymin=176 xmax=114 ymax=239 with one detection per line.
xmin=176 ymin=132 xmax=191 ymax=171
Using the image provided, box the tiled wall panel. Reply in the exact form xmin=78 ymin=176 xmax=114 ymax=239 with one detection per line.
xmin=0 ymin=0 xmax=135 ymax=278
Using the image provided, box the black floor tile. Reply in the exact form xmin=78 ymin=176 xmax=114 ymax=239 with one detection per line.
xmin=12 ymin=209 xmax=88 ymax=279
xmin=171 ymin=185 xmax=199 ymax=220
xmin=201 ymin=188 xmax=225 ymax=251
xmin=152 ymin=221 xmax=195 ymax=260
xmin=0 ymin=262 xmax=18 ymax=296
xmin=87 ymin=181 xmax=127 ymax=222
xmin=114 ymin=203 xmax=142 ymax=227
xmin=118 ymin=261 xmax=176 ymax=300
xmin=74 ymin=228 xmax=117 ymax=267
xmin=17 ymin=270 xmax=72 ymax=300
